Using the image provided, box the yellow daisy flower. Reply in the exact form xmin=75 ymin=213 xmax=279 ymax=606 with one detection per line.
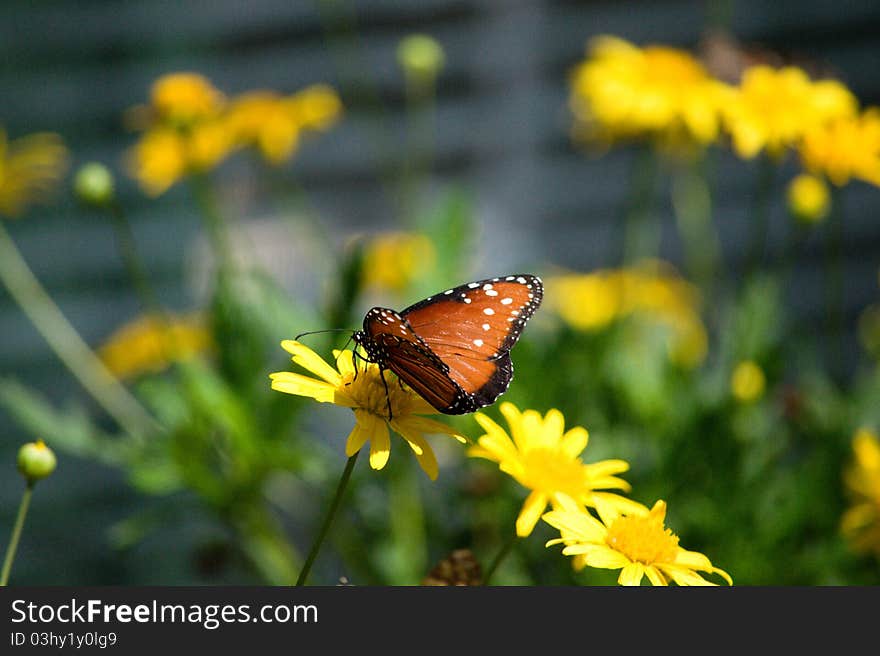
xmin=0 ymin=129 xmax=69 ymax=218
xmin=722 ymin=65 xmax=857 ymax=159
xmin=468 ymin=402 xmax=641 ymax=537
xmin=269 ymin=340 xmax=467 ymax=480
xmin=569 ymin=35 xmax=730 ymax=146
xmin=841 ymin=428 xmax=880 ymax=557
xmin=543 ymin=495 xmax=733 ymax=586
xmin=799 ymin=108 xmax=880 ymax=188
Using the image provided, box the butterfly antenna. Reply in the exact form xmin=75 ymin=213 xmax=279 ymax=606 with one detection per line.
xmin=294 ymin=328 xmax=356 ymax=342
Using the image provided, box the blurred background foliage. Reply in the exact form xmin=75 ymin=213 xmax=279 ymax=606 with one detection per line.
xmin=2 ymin=0 xmax=880 ymax=585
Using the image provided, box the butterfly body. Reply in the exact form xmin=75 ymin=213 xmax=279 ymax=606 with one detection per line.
xmin=352 ymin=274 xmax=543 ymax=415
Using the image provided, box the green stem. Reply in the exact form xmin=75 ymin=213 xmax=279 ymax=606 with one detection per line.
xmin=107 ymin=200 xmax=165 ymax=317
xmin=483 ymin=531 xmax=518 ymax=585
xmin=621 ymin=146 xmax=661 ymax=266
xmin=400 ymin=71 xmax=437 ymax=225
xmin=0 ymin=222 xmax=157 ymax=438
xmin=190 ymin=174 xmax=236 ymax=276
xmin=671 ymin=155 xmax=719 ymax=292
xmin=1 ymin=483 xmax=33 ymax=586
xmin=825 ymin=186 xmax=845 ymax=377
xmin=747 ymin=154 xmax=776 ymax=276
xmin=296 ymin=451 xmax=360 ymax=586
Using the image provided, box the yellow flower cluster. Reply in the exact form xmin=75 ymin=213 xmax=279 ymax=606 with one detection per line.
xmin=546 ymin=260 xmax=707 ymax=367
xmin=570 ymin=35 xmax=879 ymax=191
xmin=0 ymin=129 xmax=69 ymax=219
xmin=469 ymin=402 xmax=731 ymax=585
xmin=569 ymin=36 xmax=729 ymax=147
xmin=126 ymin=72 xmax=343 ymax=196
xmin=98 ymin=312 xmax=215 ymax=380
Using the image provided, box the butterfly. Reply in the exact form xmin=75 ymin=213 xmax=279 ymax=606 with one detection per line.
xmin=351 ymin=274 xmax=543 ymax=417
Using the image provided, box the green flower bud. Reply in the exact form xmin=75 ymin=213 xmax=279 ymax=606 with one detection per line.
xmin=397 ymin=34 xmax=445 ymax=82
xmin=74 ymin=162 xmax=115 ymax=207
xmin=17 ymin=440 xmax=57 ymax=483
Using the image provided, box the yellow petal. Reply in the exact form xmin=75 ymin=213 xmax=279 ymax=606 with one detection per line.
xmin=539 ymin=408 xmax=565 ymax=446
xmin=660 ymin=564 xmax=717 ymax=586
xmin=644 ymin=566 xmax=668 ymax=586
xmin=587 ymin=492 xmax=645 ymax=517
xmin=270 ymin=371 xmax=338 ymax=403
xmin=367 ymin=415 xmax=391 ymax=471
xmin=346 ymin=410 xmax=374 ymax=456
xmin=618 ymin=561 xmax=645 ymax=586
xmin=576 ymin=545 xmax=631 ymax=570
xmin=542 ymin=507 xmax=606 ymax=543
xmin=560 ymin=426 xmax=589 ymax=458
xmin=516 ymin=490 xmax=549 ymax=537
xmin=393 ymin=423 xmax=439 ymax=481
xmin=583 ymin=459 xmax=630 ymax=478
xmin=673 ymin=547 xmax=714 ymax=571
xmin=401 ymin=416 xmax=469 ymax=444
xmin=281 ymin=339 xmax=341 ymax=384
xmin=335 ymin=349 xmax=357 ymax=378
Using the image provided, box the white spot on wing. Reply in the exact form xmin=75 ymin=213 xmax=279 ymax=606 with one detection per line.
xmin=483 ymin=283 xmax=493 ymax=291
xmin=482 ymin=323 xmax=491 ymax=331
xmin=501 ymin=297 xmax=513 ymax=305
xmin=516 ymin=276 xmax=526 ymax=283
xmin=485 ymin=289 xmax=498 ymax=297
xmin=473 ymin=339 xmax=484 ymax=347
xmin=483 ymin=308 xmax=495 ymax=315
xmin=468 ymin=282 xmax=480 ymax=288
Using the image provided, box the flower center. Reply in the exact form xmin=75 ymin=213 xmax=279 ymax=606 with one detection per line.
xmin=521 ymin=447 xmax=586 ymax=496
xmin=343 ymin=363 xmax=415 ymax=419
xmin=605 ymin=513 xmax=680 ymax=565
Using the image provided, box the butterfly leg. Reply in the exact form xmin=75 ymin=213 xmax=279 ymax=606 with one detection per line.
xmin=348 ymin=349 xmax=367 ymax=385
xmin=378 ymin=366 xmax=393 ymax=421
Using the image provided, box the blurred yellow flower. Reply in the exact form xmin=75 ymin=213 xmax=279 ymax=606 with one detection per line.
xmin=546 ymin=261 xmax=708 ymax=367
xmin=722 ymin=65 xmax=857 ymax=159
xmin=468 ymin=402 xmax=640 ymax=537
xmin=569 ymin=35 xmax=730 ymax=146
xmin=286 ymin=84 xmax=344 ymax=133
xmin=127 ymin=74 xmax=342 ymax=193
xmin=362 ymin=232 xmax=436 ymax=293
xmin=841 ymin=428 xmax=880 ymax=557
xmin=799 ymin=108 xmax=880 ymax=187
xmin=187 ymin=119 xmax=236 ymax=171
xmin=98 ymin=312 xmax=214 ymax=380
xmin=786 ymin=173 xmax=830 ymax=223
xmin=0 ymin=129 xmax=69 ymax=218
xmin=543 ymin=495 xmax=732 ymax=586
xmin=730 ymin=360 xmax=766 ymax=403
xmin=226 ymin=85 xmax=342 ymax=165
xmin=270 ymin=340 xmax=467 ymax=480
xmin=126 ymin=128 xmax=188 ymax=197
xmin=150 ymin=72 xmax=225 ymax=124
